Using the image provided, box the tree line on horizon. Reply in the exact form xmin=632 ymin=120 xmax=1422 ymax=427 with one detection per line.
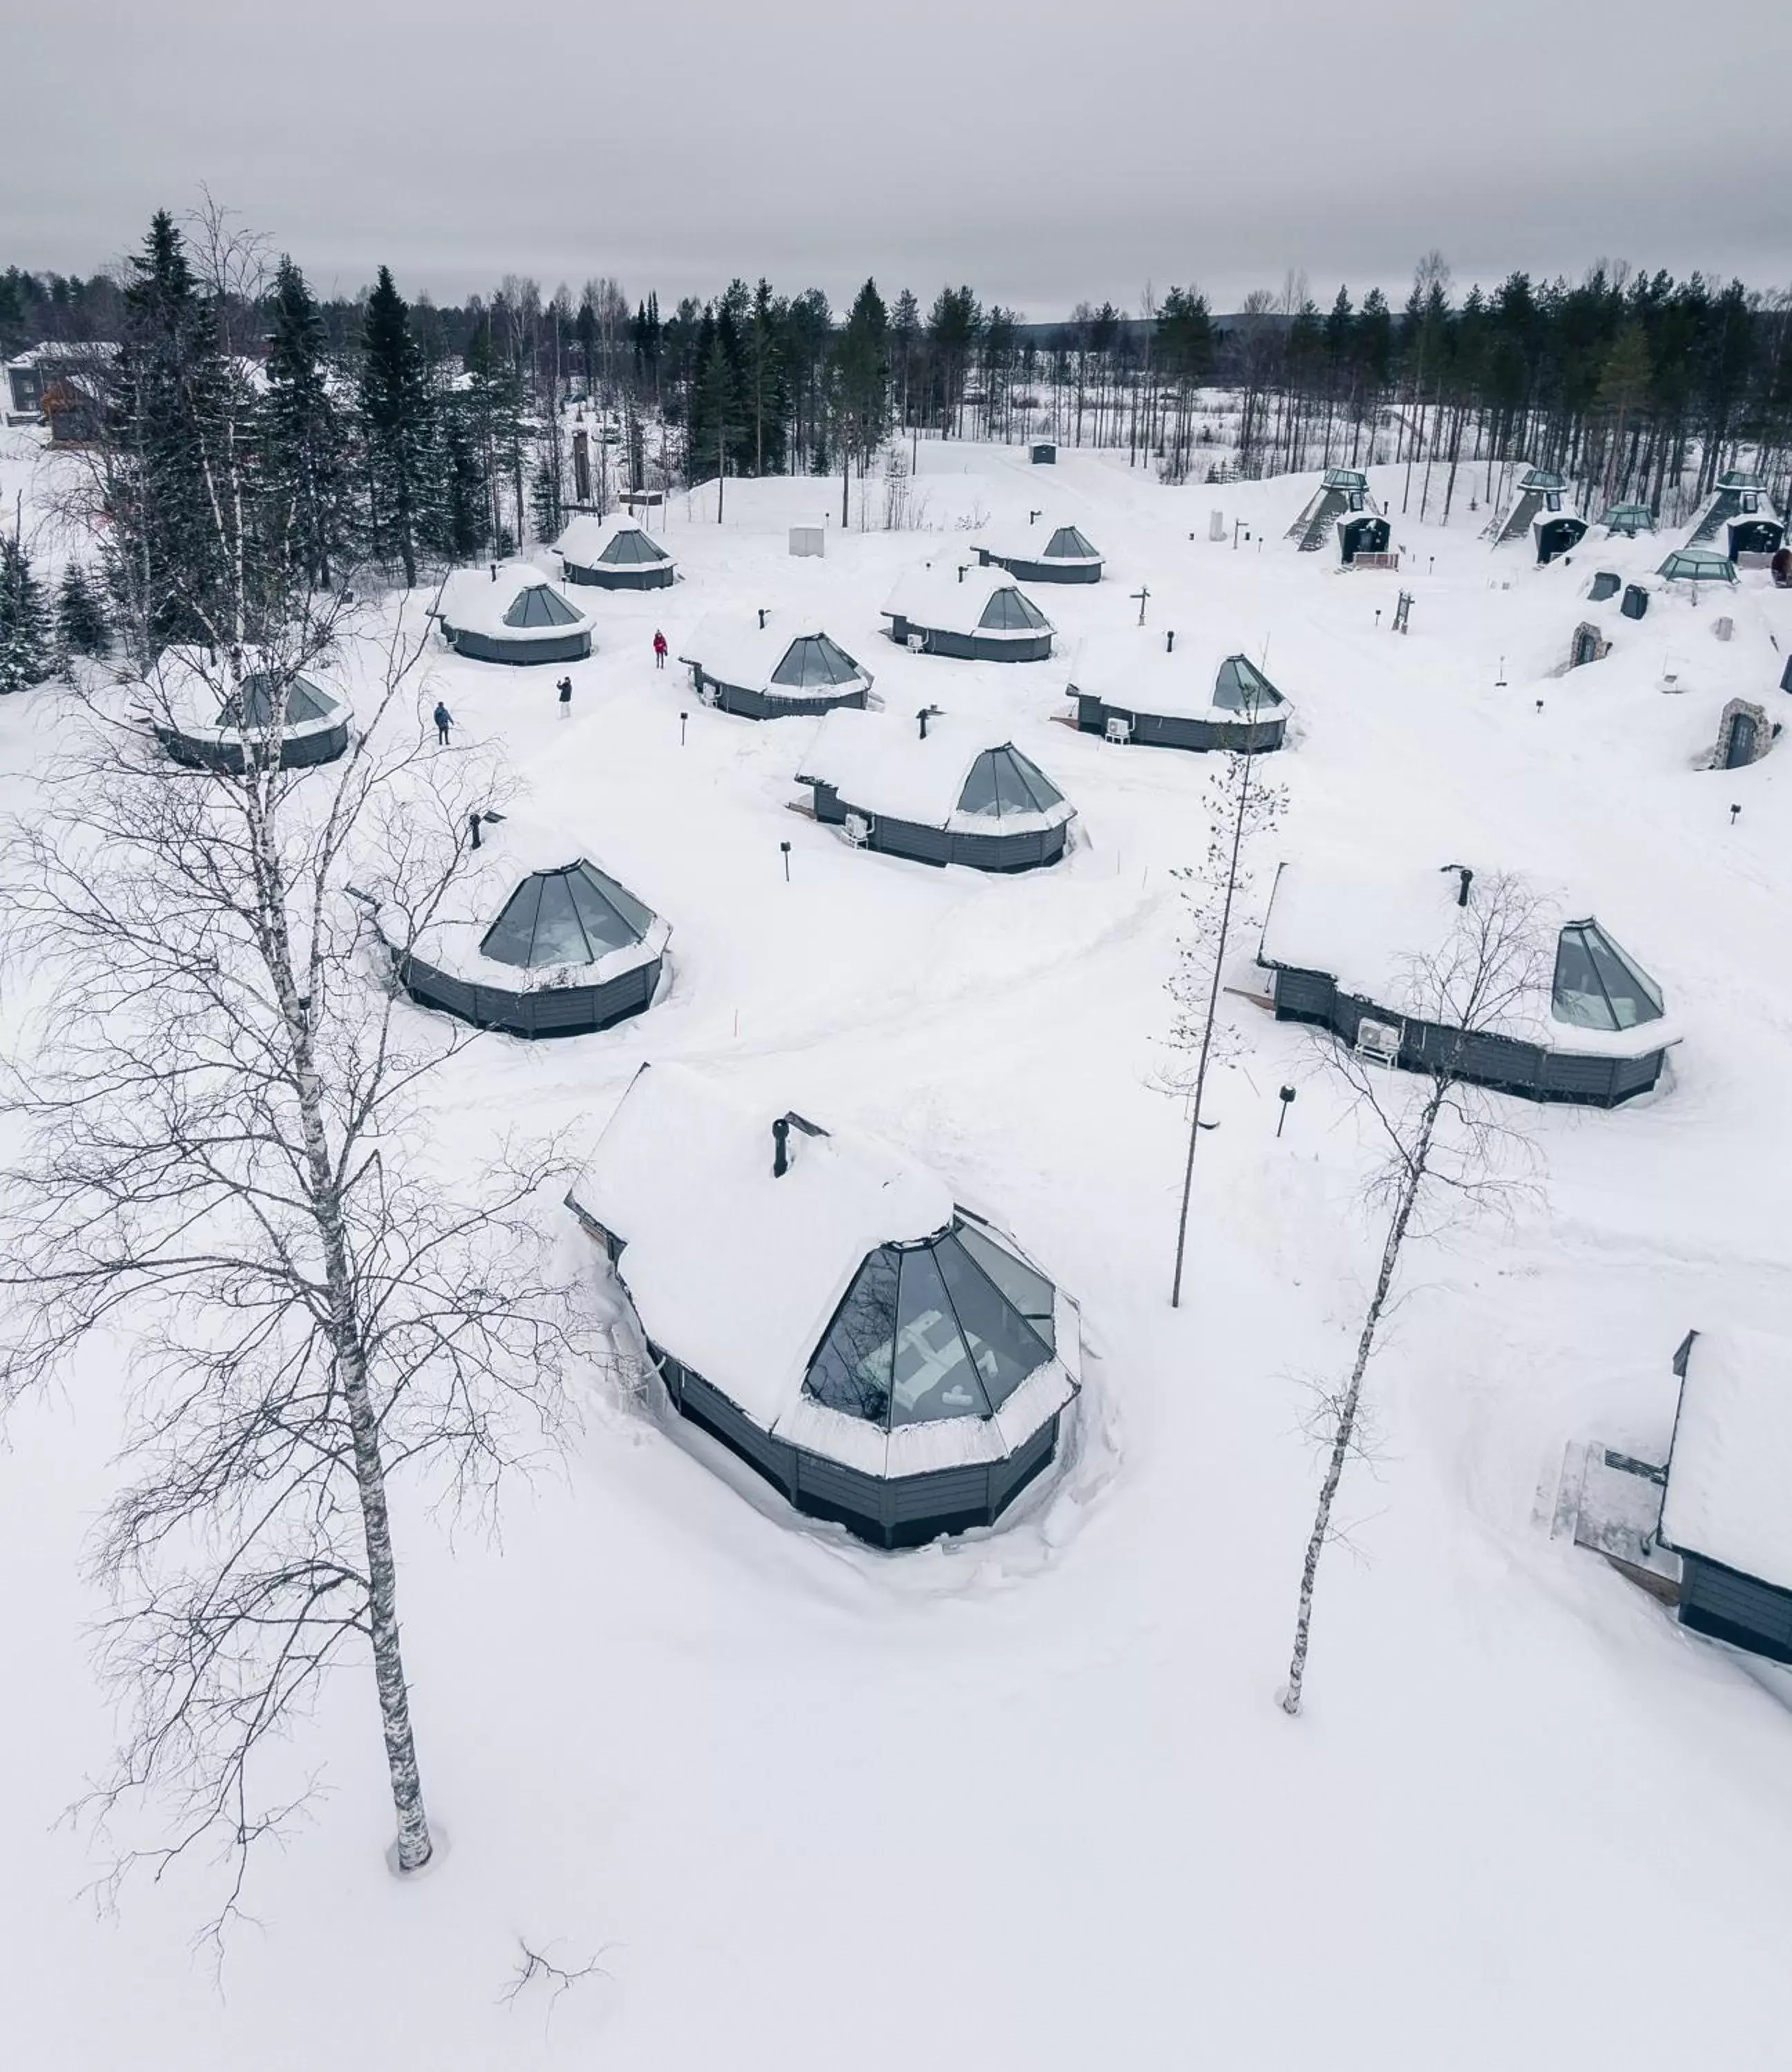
xmin=8 ymin=217 xmax=1792 ymax=661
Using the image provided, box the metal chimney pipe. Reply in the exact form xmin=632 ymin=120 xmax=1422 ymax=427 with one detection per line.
xmin=1166 ymin=630 xmax=1176 ymax=653
xmin=1456 ymin=866 xmax=1473 ymax=906
xmin=758 ymin=606 xmax=767 ymax=630
xmin=772 ymin=1116 xmax=790 ymax=1178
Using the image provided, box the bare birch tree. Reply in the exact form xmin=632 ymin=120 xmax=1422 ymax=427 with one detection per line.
xmin=0 ymin=201 xmax=586 ymax=1935
xmin=1279 ymin=871 xmax=1546 ymax=1715
xmin=1166 ymin=679 xmax=1286 ymax=1307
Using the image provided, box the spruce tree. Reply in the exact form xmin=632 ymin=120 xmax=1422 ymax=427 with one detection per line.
xmin=359 ymin=267 xmax=428 ymax=587
xmin=102 ymin=210 xmax=229 ymax=655
xmin=55 ymin=560 xmax=111 ymax=660
xmin=0 ymin=533 xmax=54 ymax=693
xmin=265 ymin=255 xmax=353 ymax=590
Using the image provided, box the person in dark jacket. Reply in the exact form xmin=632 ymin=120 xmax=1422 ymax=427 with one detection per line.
xmin=653 ymin=629 xmax=668 ymax=669
xmin=557 ymin=675 xmax=573 ymax=717
xmin=433 ymin=700 xmax=452 ymax=745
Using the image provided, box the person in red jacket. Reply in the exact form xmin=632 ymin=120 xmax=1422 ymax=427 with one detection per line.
xmin=653 ymin=629 xmax=668 ymax=669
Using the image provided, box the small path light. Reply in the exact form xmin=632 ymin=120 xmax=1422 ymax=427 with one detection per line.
xmin=680 ymin=710 xmax=688 ymax=746
xmin=1731 ymin=803 xmax=1742 ymax=825
xmin=1536 ymin=698 xmax=1545 ymax=714
xmin=1277 ymin=1085 xmax=1297 ymax=1138
xmin=1496 ymin=655 xmax=1507 ymax=687
xmin=1374 ymin=608 xmax=1382 ymax=629
xmin=780 ymin=839 xmax=792 ymax=881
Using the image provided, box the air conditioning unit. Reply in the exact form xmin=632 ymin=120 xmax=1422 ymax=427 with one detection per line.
xmin=905 ymin=633 xmax=926 ymax=653
xmin=1355 ymin=1017 xmax=1402 ymax=1066
xmin=1105 ymin=714 xmax=1134 ymax=745
xmin=697 ymin=680 xmax=718 ymax=707
xmin=843 ymin=812 xmax=874 ymax=847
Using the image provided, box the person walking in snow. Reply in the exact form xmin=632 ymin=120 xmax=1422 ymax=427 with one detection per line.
xmin=557 ymin=674 xmax=573 ymax=718
xmin=653 ymin=629 xmax=668 ymax=670
xmin=433 ymin=700 xmax=452 ymax=746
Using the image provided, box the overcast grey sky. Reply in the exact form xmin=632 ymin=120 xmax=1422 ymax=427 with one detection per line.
xmin=4 ymin=0 xmax=1787 ymax=315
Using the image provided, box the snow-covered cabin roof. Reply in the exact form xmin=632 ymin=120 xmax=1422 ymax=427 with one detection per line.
xmin=678 ymin=611 xmax=873 ymax=700
xmin=980 ymin=519 xmax=1103 ymax=570
xmin=1067 ymin=631 xmax=1290 ymax=724
xmin=796 ymin=708 xmax=1075 ymax=835
xmin=376 ymin=817 xmax=667 ymax=992
xmin=152 ymin=644 xmax=349 ymax=747
xmin=1257 ymin=857 xmax=1677 ymax=1059
xmin=1661 ymin=1327 xmax=1792 ymax=1589
xmin=566 ymin=1062 xmax=1080 ymax=1478
xmin=432 ymin=563 xmax=593 ymax=644
xmin=881 ymin=562 xmax=1056 ymax=642
xmin=554 ymin=512 xmax=675 ymax=573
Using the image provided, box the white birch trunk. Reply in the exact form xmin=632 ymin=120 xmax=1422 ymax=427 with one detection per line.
xmin=1281 ymin=1088 xmax=1441 ymax=1716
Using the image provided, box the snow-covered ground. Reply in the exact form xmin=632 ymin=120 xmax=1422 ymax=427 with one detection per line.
xmin=3 ymin=429 xmax=1791 ymax=2069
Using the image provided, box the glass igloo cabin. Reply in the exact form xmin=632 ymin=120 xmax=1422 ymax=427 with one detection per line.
xmin=553 ymin=512 xmax=676 ymax=590
xmin=377 ymin=821 xmax=669 ymax=1037
xmin=151 ymin=645 xmax=351 ymax=772
xmin=1068 ymin=631 xmax=1291 ymax=752
xmin=566 ymin=1061 xmax=1083 ymax=1546
xmin=432 ymin=562 xmax=593 ymax=664
xmin=678 ymin=609 xmax=873 ymax=719
xmin=796 ymin=707 xmax=1075 ymax=871
xmin=1257 ymin=858 xmax=1677 ymax=1106
xmin=881 ymin=562 xmax=1055 ymax=661
xmin=974 ymin=518 xmax=1104 ymax=584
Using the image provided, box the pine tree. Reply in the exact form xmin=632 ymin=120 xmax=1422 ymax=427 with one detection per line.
xmin=359 ymin=266 xmax=429 ymax=587
xmin=0 ymin=531 xmax=54 ymax=693
xmin=55 ymin=560 xmax=111 ymax=660
xmin=835 ymin=279 xmax=890 ymax=524
xmin=694 ymin=328 xmax=741 ymax=519
xmin=265 ymin=255 xmax=353 ymax=590
xmin=101 ymin=210 xmax=230 ymax=655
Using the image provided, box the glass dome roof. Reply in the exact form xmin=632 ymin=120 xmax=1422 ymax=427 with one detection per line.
xmin=599 ymin=526 xmax=670 ymax=566
xmin=770 ymin=632 xmax=862 ymax=689
xmin=1551 ymin=921 xmax=1664 ymax=1032
xmin=956 ymin=745 xmax=1064 ymax=818
xmin=504 ymin=583 xmax=583 ymax=628
xmin=1658 ymin=548 xmax=1737 ymax=582
xmin=979 ymin=586 xmax=1049 ymax=632
xmin=803 ymin=1214 xmax=1057 ymax=1428
xmin=1212 ymin=655 xmax=1284 ymax=712
xmin=221 ymin=670 xmax=339 ymax=728
xmin=479 ymin=861 xmax=657 ymax=969
xmin=1043 ymin=526 xmax=1098 ymax=559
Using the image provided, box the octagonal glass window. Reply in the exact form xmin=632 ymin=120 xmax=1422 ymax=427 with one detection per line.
xmin=803 ymin=1219 xmax=1057 ymax=1429
xmin=599 ymin=526 xmax=671 ymax=566
xmin=978 ymin=585 xmax=1049 ymax=633
xmin=770 ymin=633 xmax=862 ymax=689
xmin=480 ymin=861 xmax=657 ymax=968
xmin=504 ymin=583 xmax=582 ymax=628
xmin=1550 ymin=922 xmax=1664 ymax=1032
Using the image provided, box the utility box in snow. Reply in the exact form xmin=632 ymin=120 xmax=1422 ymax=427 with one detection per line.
xmin=1713 ymin=615 xmax=1735 ymax=642
xmin=1209 ymin=510 xmax=1226 ymax=541
xmin=789 ymin=524 xmax=825 ymax=558
xmin=1030 ymin=442 xmax=1057 ymax=464
xmin=1621 ymin=584 xmax=1650 ymax=620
